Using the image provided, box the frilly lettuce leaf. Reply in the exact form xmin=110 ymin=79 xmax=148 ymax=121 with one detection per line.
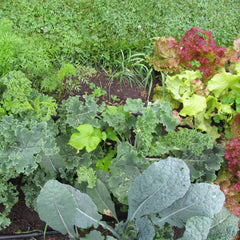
xmin=207 ymin=70 xmax=240 ymax=97
xmin=166 ymin=70 xmax=202 ymax=101
xmin=180 ymin=94 xmax=206 ymax=116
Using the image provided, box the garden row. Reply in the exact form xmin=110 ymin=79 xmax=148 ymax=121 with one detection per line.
xmin=0 ymin=25 xmax=239 ymax=239
xmin=0 ymin=0 xmax=240 ymax=238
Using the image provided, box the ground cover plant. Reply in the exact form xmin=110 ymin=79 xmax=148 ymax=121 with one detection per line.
xmin=0 ymin=0 xmax=240 ymax=239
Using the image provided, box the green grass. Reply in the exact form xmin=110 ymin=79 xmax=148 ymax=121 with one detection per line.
xmin=0 ymin=0 xmax=239 ymax=81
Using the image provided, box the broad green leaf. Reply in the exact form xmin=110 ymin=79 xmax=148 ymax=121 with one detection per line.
xmin=195 ymin=112 xmax=220 ymax=141
xmin=166 ymin=70 xmax=202 ymax=101
xmin=37 ymin=180 xmax=77 ymax=239
xmin=83 ymin=230 xmax=105 ymax=240
xmin=68 ymin=124 xmax=102 ymax=152
xmin=207 ymin=207 xmax=239 ymax=240
xmin=86 ymin=179 xmax=118 ymax=220
xmin=64 ymin=184 xmax=102 ymax=229
xmin=235 ymin=61 xmax=240 ymax=75
xmin=180 ymin=216 xmax=212 ymax=240
xmin=208 ymin=71 xmax=240 ymax=97
xmin=39 ymin=153 xmax=65 ymax=177
xmin=127 ymin=157 xmax=191 ymax=221
xmin=155 ymin=183 xmax=225 ymax=228
xmin=135 ymin=216 xmax=155 ymax=240
xmin=180 ymin=94 xmax=206 ymax=116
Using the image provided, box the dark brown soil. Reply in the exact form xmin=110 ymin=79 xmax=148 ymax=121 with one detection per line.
xmin=0 ymin=73 xmax=154 ymax=240
xmin=63 ymin=71 xmax=151 ymax=105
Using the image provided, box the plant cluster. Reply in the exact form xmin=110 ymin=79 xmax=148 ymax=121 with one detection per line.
xmin=0 ymin=0 xmax=239 ymax=237
xmin=148 ymin=26 xmax=239 ymax=79
xmin=151 ymin=28 xmax=240 ymax=141
xmin=35 ymin=96 xmax=237 ymax=239
xmin=150 ymin=27 xmax=240 ymax=225
xmin=0 ymin=77 xmax=238 ymax=239
xmin=215 ymin=114 xmax=240 ymax=217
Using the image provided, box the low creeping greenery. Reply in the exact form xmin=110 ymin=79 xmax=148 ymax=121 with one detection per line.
xmin=0 ymin=0 xmax=239 ymax=71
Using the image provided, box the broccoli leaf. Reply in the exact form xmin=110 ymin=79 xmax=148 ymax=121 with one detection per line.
xmin=87 ymin=179 xmax=117 ymax=220
xmin=37 ymin=180 xmax=77 ymax=239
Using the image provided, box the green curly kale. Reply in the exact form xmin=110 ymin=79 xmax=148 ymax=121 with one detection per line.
xmin=0 ymin=115 xmax=59 ymax=175
xmin=150 ymin=128 xmax=223 ymax=182
xmin=0 ymin=71 xmax=57 ymax=121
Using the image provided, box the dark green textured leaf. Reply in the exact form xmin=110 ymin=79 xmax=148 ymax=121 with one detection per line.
xmin=155 ymin=183 xmax=225 ymax=228
xmin=207 ymin=207 xmax=239 ymax=240
xmin=127 ymin=157 xmax=191 ymax=221
xmin=180 ymin=216 xmax=212 ymax=240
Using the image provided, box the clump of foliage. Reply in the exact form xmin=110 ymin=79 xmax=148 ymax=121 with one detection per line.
xmin=55 ymin=97 xmax=225 ymax=210
xmin=151 ymin=30 xmax=240 ymax=141
xmin=215 ymin=114 xmax=240 ymax=217
xmin=0 ymin=18 xmax=53 ymax=83
xmin=0 ymin=71 xmax=57 ymax=120
xmin=37 ymin=158 xmax=239 ymax=240
xmin=148 ymin=26 xmax=239 ymax=80
xmin=0 ymin=70 xmax=58 ymax=229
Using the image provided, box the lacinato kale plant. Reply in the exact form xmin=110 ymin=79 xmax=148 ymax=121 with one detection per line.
xmin=37 ymin=158 xmax=239 ymax=240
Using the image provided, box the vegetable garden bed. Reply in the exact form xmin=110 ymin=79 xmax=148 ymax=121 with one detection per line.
xmin=0 ymin=0 xmax=240 ymax=238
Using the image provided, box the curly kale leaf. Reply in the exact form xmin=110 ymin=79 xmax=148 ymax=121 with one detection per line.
xmin=0 ymin=115 xmax=59 ymax=175
xmin=0 ymin=179 xmax=18 ymax=230
xmin=171 ymin=143 xmax=224 ymax=183
xmin=150 ymin=128 xmax=223 ymax=182
xmin=0 ymin=71 xmax=57 ymax=121
xmin=58 ymin=95 xmax=101 ymax=130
